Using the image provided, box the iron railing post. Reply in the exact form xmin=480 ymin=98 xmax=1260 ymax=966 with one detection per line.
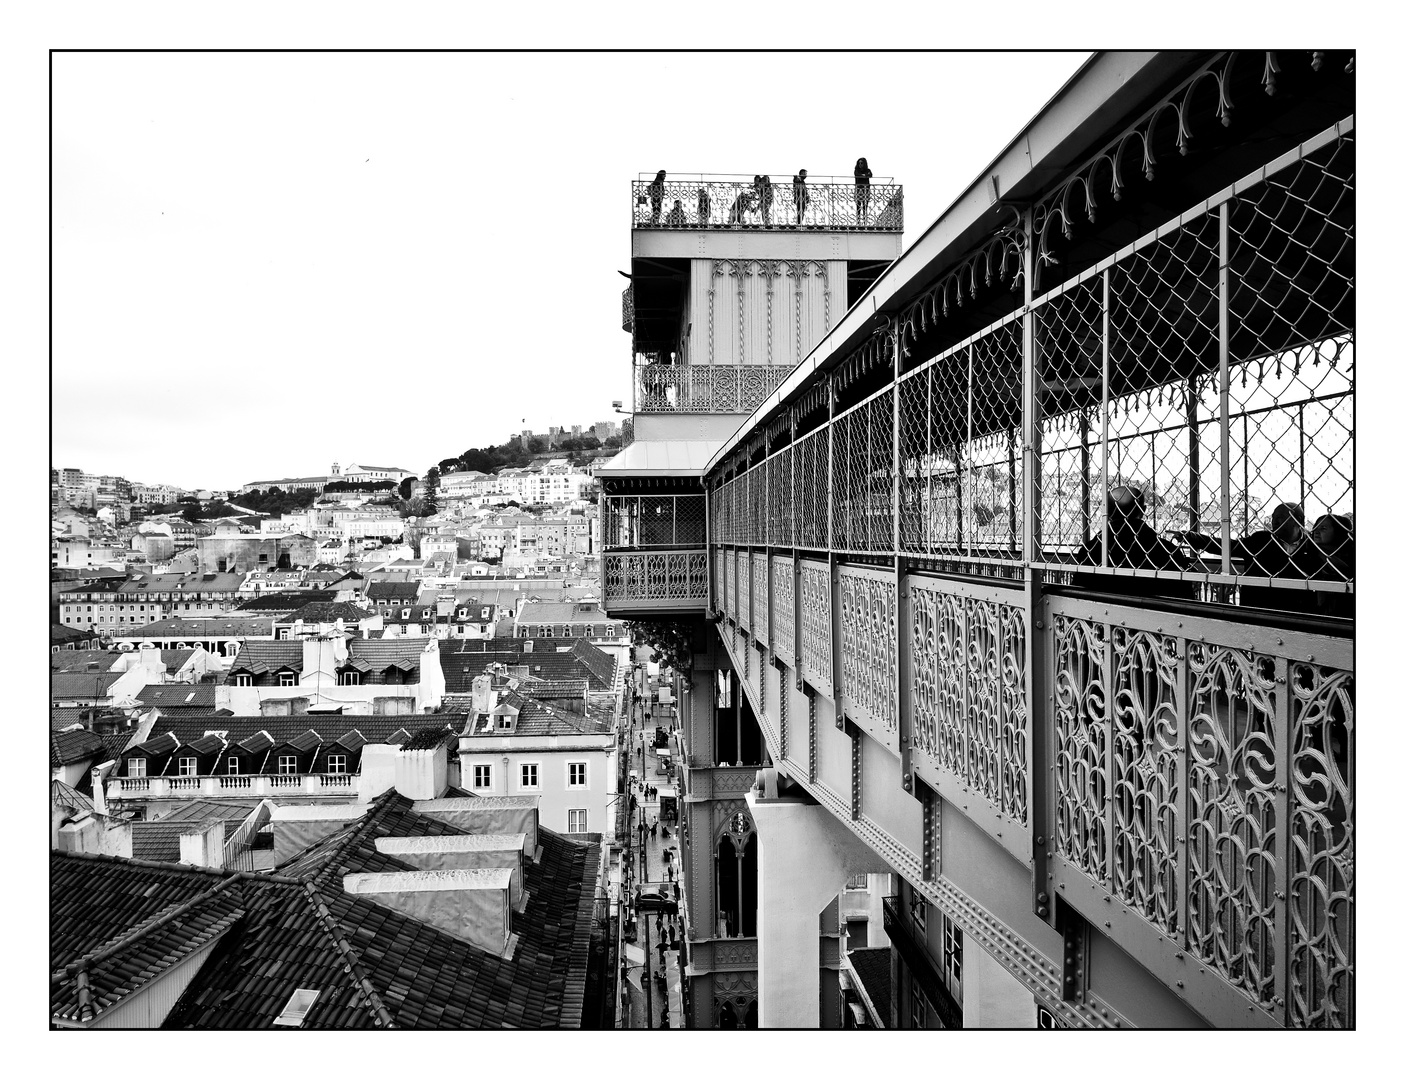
xmin=1219 ymin=205 xmax=1233 ymax=577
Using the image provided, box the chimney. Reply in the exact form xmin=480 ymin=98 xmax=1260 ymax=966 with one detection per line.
xmin=179 ymin=820 xmax=226 ymax=869
xmin=471 ymin=675 xmax=492 ymax=716
xmin=522 ymin=640 xmax=533 ymax=654
xmin=58 ymin=814 xmax=133 ymax=859
xmin=413 ymin=796 xmax=540 ymax=856
xmin=394 ymin=739 xmax=451 ymax=801
xmin=90 ymin=760 xmax=117 ymax=817
xmin=343 ymin=869 xmax=516 ymax=957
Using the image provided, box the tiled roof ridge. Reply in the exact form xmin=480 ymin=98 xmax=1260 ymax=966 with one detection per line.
xmin=299 ymin=882 xmax=398 ymax=1029
xmin=51 ymin=872 xmax=246 ymax=988
xmin=560 ymin=835 xmax=603 ymax=1029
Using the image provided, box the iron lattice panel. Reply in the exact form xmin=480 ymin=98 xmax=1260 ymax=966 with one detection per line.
xmin=769 ymin=445 xmax=794 ymax=547
xmin=1225 ymin=131 xmax=1354 ymax=580
xmin=1185 ymin=641 xmax=1279 ymax=1011
xmin=837 ymin=566 xmax=897 ymax=738
xmin=968 ymin=323 xmax=1025 ymax=558
xmin=752 ymin=552 xmax=769 ymax=649
xmin=833 ymin=390 xmax=894 ymax=553
xmin=798 ymin=559 xmax=832 ymax=698
xmin=1287 ymin=659 xmax=1354 ymax=1029
xmin=738 ymin=546 xmax=751 ymax=632
xmin=772 ymin=555 xmax=795 ymax=666
xmin=795 ymin=428 xmax=829 ymax=550
xmin=908 ymin=577 xmax=1028 ymax=825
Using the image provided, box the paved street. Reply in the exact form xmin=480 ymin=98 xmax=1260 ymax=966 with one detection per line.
xmin=620 ymin=665 xmax=685 ymax=1029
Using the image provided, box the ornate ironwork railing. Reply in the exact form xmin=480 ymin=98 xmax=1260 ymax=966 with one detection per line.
xmin=621 ymin=283 xmax=634 ymax=334
xmin=601 ymin=549 xmax=708 ymax=609
xmin=601 ymin=495 xmax=705 ymax=550
xmin=634 ymin=363 xmax=793 ymax=414
xmin=633 ymin=177 xmax=902 ymax=232
xmin=1046 ymin=592 xmax=1353 ymax=1030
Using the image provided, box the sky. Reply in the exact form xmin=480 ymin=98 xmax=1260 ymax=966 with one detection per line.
xmin=52 ymin=50 xmax=1089 ymax=491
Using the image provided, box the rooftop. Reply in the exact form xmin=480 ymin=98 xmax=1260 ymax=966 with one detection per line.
xmin=49 ymin=791 xmax=604 ymax=1028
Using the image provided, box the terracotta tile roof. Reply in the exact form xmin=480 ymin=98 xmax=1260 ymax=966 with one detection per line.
xmin=125 ymin=617 xmax=276 ymax=639
xmin=151 ymin=716 xmax=454 ymax=749
xmin=440 ymin=641 xmax=611 ymax=693
xmin=101 ymin=730 xmax=140 ymax=760
xmin=280 ymin=602 xmax=376 ymax=624
xmin=847 ymin=947 xmax=892 ymax=1028
xmin=233 ymin=590 xmax=329 ymax=613
xmin=569 ymin=639 xmax=618 ymax=688
xmin=51 ymin=728 xmax=112 ymax=768
xmin=155 ymin=792 xmax=602 ymax=1028
xmin=366 ymin=581 xmax=421 ymax=601
xmin=136 ymin=684 xmax=218 ymax=710
xmin=51 ymin=672 xmax=124 ymax=699
xmin=51 ymin=707 xmax=93 ymax=731
xmin=228 ymin=641 xmax=304 ymax=673
xmin=51 ymin=649 xmax=124 ymax=674
xmin=50 ymin=853 xmax=247 ymax=1026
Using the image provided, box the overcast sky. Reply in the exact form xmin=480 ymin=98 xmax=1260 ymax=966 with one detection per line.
xmin=52 ymin=51 xmax=1087 ymax=491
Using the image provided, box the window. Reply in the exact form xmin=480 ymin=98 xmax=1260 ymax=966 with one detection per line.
xmin=278 ymin=672 xmax=297 ymax=687
xmin=177 ymin=757 xmax=197 ymax=776
xmin=227 ymin=758 xmax=241 ymax=775
xmin=232 ymin=673 xmax=253 ymax=687
xmin=520 ymin=763 xmax=539 ymax=789
xmin=326 ymin=754 xmax=347 ymax=775
xmin=605 ymin=625 xmax=617 ymax=638
xmin=567 ymin=761 xmax=587 ymax=788
xmin=278 ymin=628 xmax=290 ymax=640
xmin=913 ymin=987 xmax=929 ymax=1030
xmin=567 ymin=809 xmax=588 ymax=833
xmin=472 ymin=764 xmax=493 ymax=790
xmin=338 ymin=671 xmax=361 ymax=686
xmin=911 ymin=893 xmax=927 ymax=933
xmin=943 ymin=919 xmax=963 ymax=995
xmin=278 ymin=755 xmax=298 ymax=774
xmin=127 ymin=757 xmax=146 ymax=778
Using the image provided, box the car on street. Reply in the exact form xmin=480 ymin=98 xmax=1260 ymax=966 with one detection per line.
xmin=634 ymin=887 xmax=679 ymax=915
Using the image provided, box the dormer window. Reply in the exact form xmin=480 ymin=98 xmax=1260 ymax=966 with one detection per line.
xmin=232 ymin=673 xmax=253 ymax=687
xmin=127 ymin=757 xmax=146 ymax=778
xmin=278 ymin=672 xmax=297 ymax=687
xmin=227 ymin=758 xmax=241 ymax=775
xmin=277 ymin=755 xmax=298 ymax=775
xmin=177 ymin=756 xmax=197 ymax=776
xmin=338 ymin=671 xmax=361 ymax=686
xmin=325 ymin=754 xmax=347 ymax=775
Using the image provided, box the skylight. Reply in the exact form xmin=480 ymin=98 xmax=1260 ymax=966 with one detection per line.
xmin=272 ymin=988 xmax=320 ymax=1027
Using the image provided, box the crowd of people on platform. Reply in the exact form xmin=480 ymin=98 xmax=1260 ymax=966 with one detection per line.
xmin=643 ymin=159 xmax=878 ymax=228
xmin=1071 ymin=485 xmax=1354 ymax=617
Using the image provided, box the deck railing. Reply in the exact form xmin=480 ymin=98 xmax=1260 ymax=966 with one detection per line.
xmin=633 ymin=177 xmax=902 ymax=232
xmin=635 ymin=363 xmax=793 ymax=415
xmin=601 ymin=549 xmax=708 ymax=611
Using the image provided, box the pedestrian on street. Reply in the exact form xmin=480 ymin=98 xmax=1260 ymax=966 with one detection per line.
xmin=667 ymin=864 xmax=674 ymax=883
xmin=651 ymin=821 xmax=658 ymax=839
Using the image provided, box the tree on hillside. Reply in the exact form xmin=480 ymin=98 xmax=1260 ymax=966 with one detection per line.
xmin=398 ymin=476 xmax=416 ymax=501
xmin=424 ymin=467 xmax=440 ymax=514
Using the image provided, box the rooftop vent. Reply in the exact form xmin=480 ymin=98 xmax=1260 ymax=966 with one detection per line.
xmin=272 ymin=988 xmax=321 ymax=1027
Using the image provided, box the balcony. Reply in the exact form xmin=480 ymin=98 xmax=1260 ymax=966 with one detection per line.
xmin=633 ymin=176 xmax=903 ymax=232
xmin=107 ymin=772 xmax=360 ymax=800
xmin=635 ymin=363 xmax=793 ymax=415
xmin=601 ymin=549 xmax=708 ymax=615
